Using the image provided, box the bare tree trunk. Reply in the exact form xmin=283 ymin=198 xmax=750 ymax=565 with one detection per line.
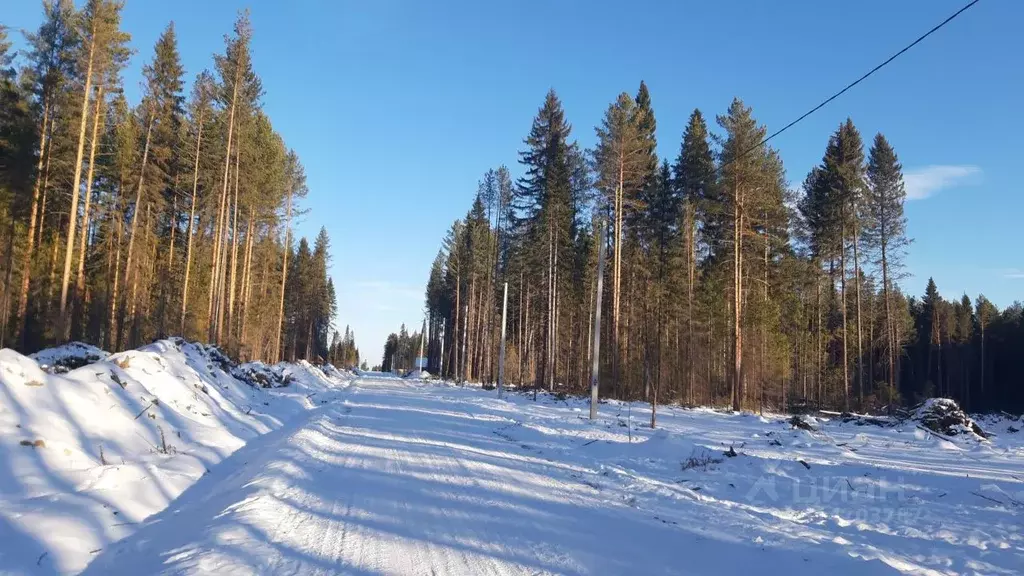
xmin=613 ymin=178 xmax=624 ymax=398
xmin=816 ymin=270 xmax=822 ymax=404
xmin=159 ymin=191 xmax=176 ymax=337
xmin=15 ymin=102 xmax=49 ymax=347
xmin=467 ymin=274 xmax=477 ymax=381
xmin=881 ymin=235 xmax=895 ymax=394
xmin=762 ymin=226 xmax=769 ymax=413
xmin=853 ymin=209 xmax=864 ymax=407
xmin=686 ymin=202 xmax=695 ymax=405
xmin=227 ymin=143 xmax=241 ymax=342
xmin=453 ymin=269 xmax=460 ymax=380
xmin=180 ymin=108 xmax=205 ymax=335
xmin=209 ymin=72 xmax=239 ymax=342
xmin=840 ymin=225 xmax=850 ymax=411
xmin=732 ymin=184 xmax=744 ymax=412
xmin=518 ymin=267 xmax=524 ymax=385
xmin=108 ymin=204 xmax=123 ymax=350
xmin=75 ymin=86 xmax=105 ymax=333
xmin=273 ymin=184 xmax=293 ymax=362
xmin=239 ymin=210 xmax=255 ymax=344
xmin=462 ymin=301 xmax=469 ymax=383
xmin=58 ymin=22 xmax=98 ymax=336
xmin=120 ymin=115 xmax=154 ymax=344
xmin=0 ymin=212 xmax=16 ymax=346
xmin=589 ymin=219 xmax=606 ymax=419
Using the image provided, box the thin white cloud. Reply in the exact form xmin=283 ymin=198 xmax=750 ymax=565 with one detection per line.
xmin=904 ymin=165 xmax=981 ymax=200
xmin=353 ymin=280 xmax=424 ymax=301
xmin=1001 ymin=268 xmax=1024 ymax=280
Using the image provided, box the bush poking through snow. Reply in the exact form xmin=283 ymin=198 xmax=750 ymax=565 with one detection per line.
xmin=156 ymin=426 xmax=175 ymax=455
xmin=681 ymin=449 xmax=723 ymax=471
xmin=789 ymin=414 xmax=818 ymax=431
xmin=914 ymin=398 xmax=988 ymax=438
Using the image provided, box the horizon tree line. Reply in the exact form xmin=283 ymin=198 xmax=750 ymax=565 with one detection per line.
xmin=418 ymin=84 xmax=1024 ymax=420
xmin=0 ymin=2 xmax=352 ymax=363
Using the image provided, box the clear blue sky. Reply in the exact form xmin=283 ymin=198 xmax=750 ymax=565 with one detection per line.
xmin=6 ymin=0 xmax=1022 ymax=364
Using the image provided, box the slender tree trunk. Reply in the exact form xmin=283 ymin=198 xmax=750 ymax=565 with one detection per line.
xmin=816 ymin=270 xmax=822 ymax=404
xmin=108 ymin=203 xmax=123 ymax=349
xmin=881 ymin=238 xmax=895 ymax=394
xmin=240 ymin=210 xmax=255 ymax=344
xmin=159 ymin=191 xmax=176 ymax=338
xmin=732 ymin=185 xmax=743 ymax=412
xmin=58 ymin=23 xmax=98 ymax=336
xmin=462 ymin=300 xmax=469 ymax=383
xmin=58 ymin=43 xmax=96 ymax=336
xmin=273 ymin=184 xmax=293 ymax=362
xmin=0 ymin=213 xmax=16 ymax=347
xmin=227 ymin=143 xmax=241 ymax=341
xmin=853 ymin=209 xmax=864 ymax=407
xmin=209 ymin=72 xmax=239 ymax=342
xmin=518 ymin=267 xmax=524 ymax=385
xmin=121 ymin=117 xmax=154 ymax=345
xmin=75 ymin=86 xmax=105 ymax=334
xmin=762 ymin=226 xmax=769 ymax=413
xmin=614 ymin=180 xmax=624 ymax=398
xmin=840 ymin=225 xmax=849 ymax=411
xmin=38 ymin=126 xmax=54 ymax=250
xmin=453 ymin=269 xmax=461 ymax=380
xmin=180 ymin=109 xmax=205 ymax=335
xmin=686 ymin=202 xmax=695 ymax=405
xmin=15 ymin=103 xmax=49 ymax=347
xmin=979 ymin=324 xmax=985 ymax=397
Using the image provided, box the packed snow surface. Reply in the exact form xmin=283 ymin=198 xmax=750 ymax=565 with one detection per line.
xmin=69 ymin=378 xmax=1023 ymax=575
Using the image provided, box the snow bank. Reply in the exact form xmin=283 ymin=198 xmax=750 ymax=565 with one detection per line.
xmin=0 ymin=338 xmax=351 ymax=574
xmin=29 ymin=341 xmax=108 ymax=373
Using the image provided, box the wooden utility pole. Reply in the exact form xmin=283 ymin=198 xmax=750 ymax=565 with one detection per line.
xmin=590 ymin=220 xmax=607 ymax=420
xmin=498 ymin=282 xmax=508 ymax=398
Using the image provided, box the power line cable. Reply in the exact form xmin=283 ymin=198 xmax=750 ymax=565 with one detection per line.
xmin=720 ymin=0 xmax=980 ymax=173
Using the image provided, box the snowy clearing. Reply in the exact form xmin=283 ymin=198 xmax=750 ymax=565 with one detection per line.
xmin=80 ymin=377 xmax=1023 ymax=575
xmin=0 ymin=339 xmax=351 ymax=575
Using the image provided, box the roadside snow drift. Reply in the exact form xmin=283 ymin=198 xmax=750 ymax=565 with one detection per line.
xmin=0 ymin=339 xmax=350 ymax=575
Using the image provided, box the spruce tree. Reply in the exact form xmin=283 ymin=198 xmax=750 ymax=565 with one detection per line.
xmin=865 ymin=133 xmax=909 ymax=394
xmin=673 ymin=109 xmax=715 ymax=404
xmin=716 ymin=98 xmax=769 ymax=411
xmin=593 ymin=92 xmax=644 ymax=395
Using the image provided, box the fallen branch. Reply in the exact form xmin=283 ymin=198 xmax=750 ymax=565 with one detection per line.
xmin=915 ymin=424 xmax=973 ymax=444
xmin=971 ymin=491 xmax=1005 ymax=505
xmin=134 ymin=400 xmax=157 ymax=420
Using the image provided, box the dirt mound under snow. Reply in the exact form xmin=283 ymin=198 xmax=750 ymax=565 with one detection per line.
xmin=914 ymin=398 xmax=988 ymax=438
xmin=29 ymin=342 xmax=109 ymax=373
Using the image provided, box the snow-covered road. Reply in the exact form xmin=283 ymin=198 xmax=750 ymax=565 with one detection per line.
xmin=79 ymin=376 xmax=986 ymax=576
